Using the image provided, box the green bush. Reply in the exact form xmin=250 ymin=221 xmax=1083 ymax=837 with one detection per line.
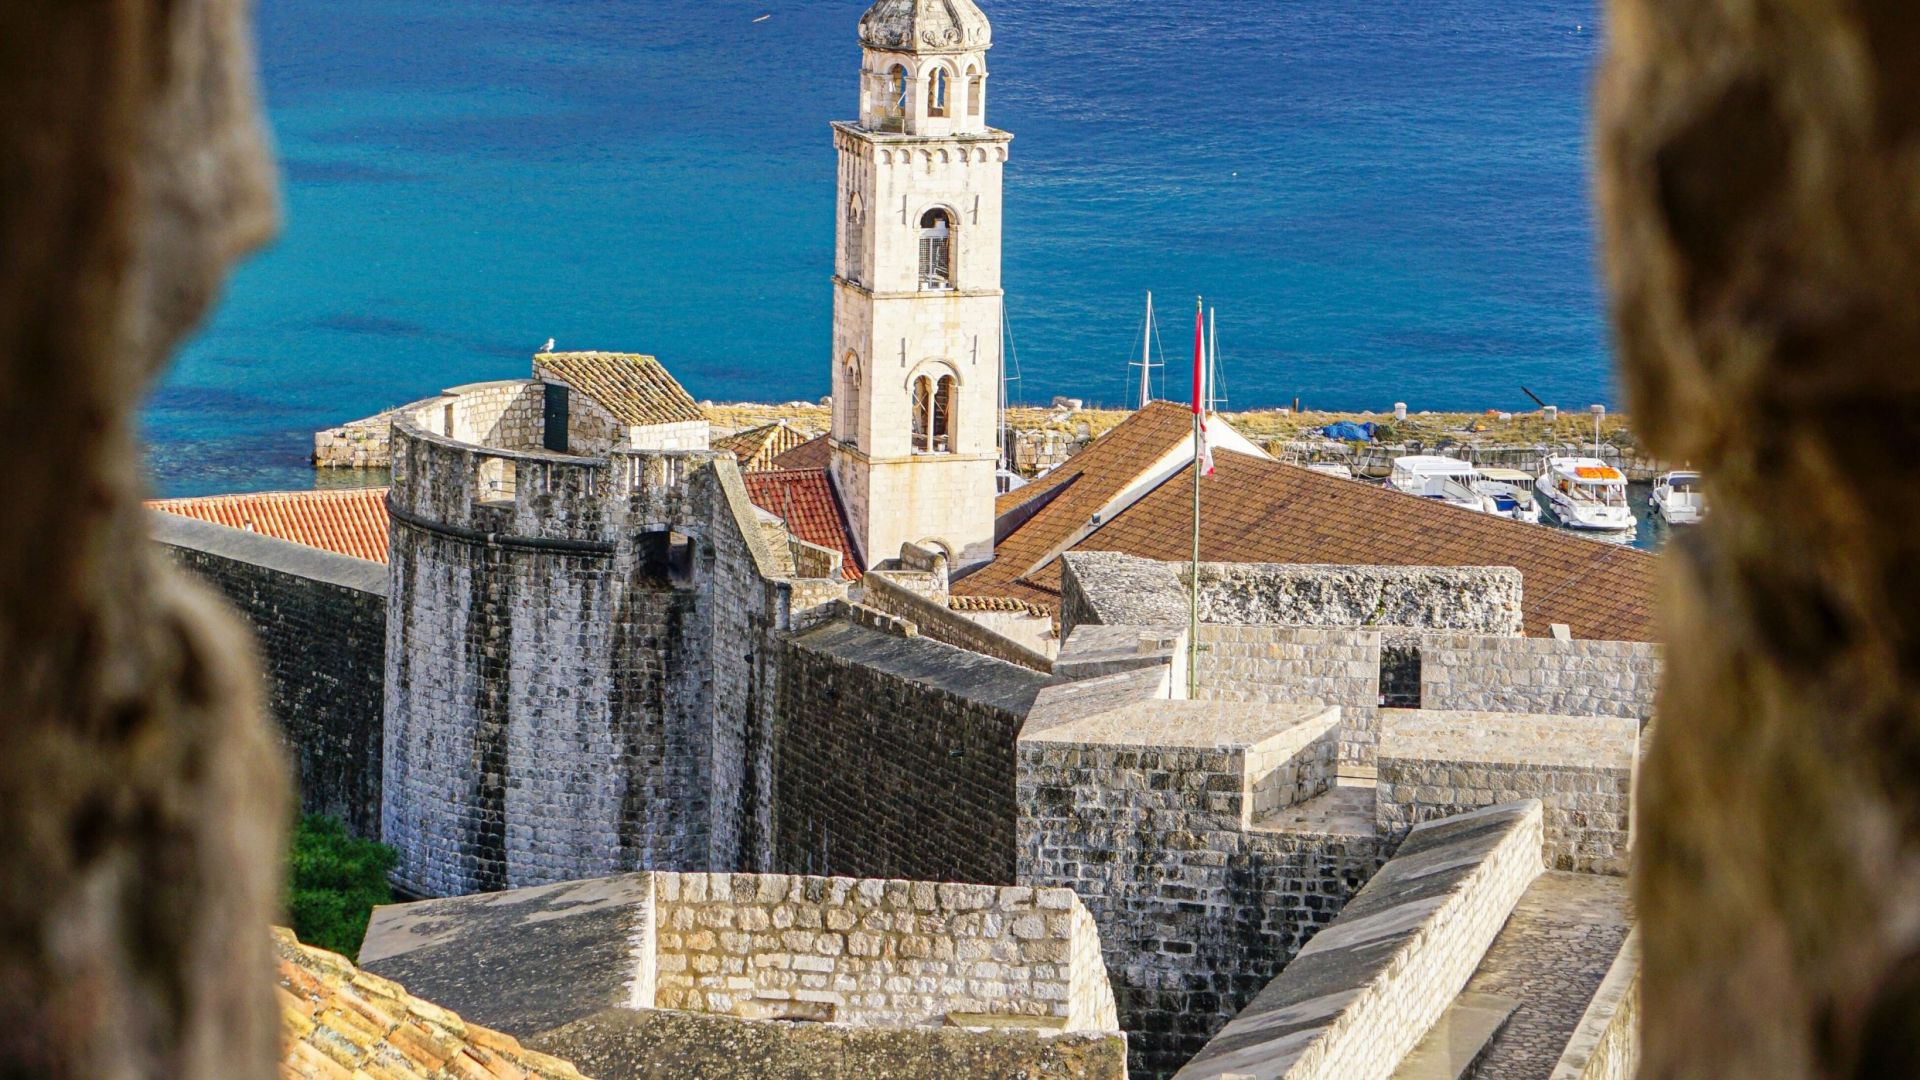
xmin=288 ymin=815 xmax=397 ymax=957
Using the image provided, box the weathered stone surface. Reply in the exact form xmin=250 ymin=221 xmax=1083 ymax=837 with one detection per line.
xmin=0 ymin=0 xmax=288 ymax=1074
xmin=1597 ymin=0 xmax=1920 ymax=1073
xmin=155 ymin=512 xmax=387 ymax=838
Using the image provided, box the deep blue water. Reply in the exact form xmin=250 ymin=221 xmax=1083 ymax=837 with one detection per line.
xmin=146 ymin=0 xmax=1607 ymax=497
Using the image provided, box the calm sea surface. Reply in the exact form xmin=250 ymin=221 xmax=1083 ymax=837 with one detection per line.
xmin=146 ymin=0 xmax=1607 ymax=497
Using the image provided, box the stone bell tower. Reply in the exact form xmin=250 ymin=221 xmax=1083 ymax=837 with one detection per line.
xmin=829 ymin=0 xmax=1011 ymax=571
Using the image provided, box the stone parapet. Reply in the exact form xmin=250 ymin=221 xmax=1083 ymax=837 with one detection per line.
xmin=1377 ymin=710 xmax=1639 ymax=876
xmin=1196 ymin=624 xmax=1383 ymax=762
xmin=1549 ymin=929 xmax=1641 ymax=1080
xmin=1172 ymin=802 xmax=1546 ymax=1080
xmin=1419 ymin=635 xmax=1660 ymax=722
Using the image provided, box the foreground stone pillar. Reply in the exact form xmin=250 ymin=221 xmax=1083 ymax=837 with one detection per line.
xmin=0 ymin=1 xmax=288 ymax=1076
xmin=1599 ymin=2 xmax=1920 ymax=1074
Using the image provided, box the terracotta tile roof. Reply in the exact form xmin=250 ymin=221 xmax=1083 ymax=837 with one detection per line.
xmin=150 ymin=488 xmax=391 ymax=564
xmin=275 ymin=927 xmax=591 ymax=1080
xmin=743 ymin=468 xmax=862 ymax=580
xmin=715 ymin=420 xmax=821 ymax=472
xmin=970 ymin=449 xmax=1660 ymax=642
xmin=770 ymin=433 xmax=833 ymax=472
xmin=535 ymin=352 xmax=704 ymax=428
xmin=960 ymin=401 xmax=1198 ymax=600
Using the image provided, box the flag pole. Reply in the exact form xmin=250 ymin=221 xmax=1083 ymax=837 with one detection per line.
xmin=1189 ymin=296 xmax=1204 ymax=700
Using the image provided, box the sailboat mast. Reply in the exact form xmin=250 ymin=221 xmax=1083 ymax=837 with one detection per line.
xmin=1140 ymin=291 xmax=1155 ymax=409
xmin=1206 ymin=307 xmax=1218 ymax=414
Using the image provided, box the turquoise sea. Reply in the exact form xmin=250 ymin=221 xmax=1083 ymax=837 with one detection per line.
xmin=147 ymin=0 xmax=1606 ymax=497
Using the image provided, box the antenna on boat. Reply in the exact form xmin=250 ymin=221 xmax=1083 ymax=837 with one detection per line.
xmin=1590 ymin=403 xmax=1605 ymax=458
xmin=1206 ymin=307 xmax=1227 ymax=414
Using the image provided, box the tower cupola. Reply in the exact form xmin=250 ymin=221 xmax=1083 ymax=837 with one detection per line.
xmin=857 ymin=0 xmax=993 ymax=136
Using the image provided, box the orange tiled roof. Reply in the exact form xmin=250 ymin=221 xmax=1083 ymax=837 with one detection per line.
xmin=715 ymin=420 xmax=821 ymax=472
xmin=151 ymin=488 xmax=391 ymax=564
xmin=770 ymin=433 xmax=833 ymax=472
xmin=535 ymin=352 xmax=704 ymax=428
xmin=276 ymin=927 xmax=590 ymax=1080
xmin=959 ymin=401 xmax=1198 ymax=601
xmin=956 ymin=433 xmax=1661 ymax=642
xmin=743 ymin=468 xmax=862 ymax=580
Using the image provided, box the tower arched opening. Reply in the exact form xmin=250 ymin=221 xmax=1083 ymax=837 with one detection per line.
xmin=918 ymin=208 xmax=954 ymax=290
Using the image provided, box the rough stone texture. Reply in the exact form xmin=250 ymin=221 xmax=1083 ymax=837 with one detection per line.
xmin=1196 ymin=624 xmax=1384 ymax=762
xmin=0 ymin=0 xmax=290 ymax=1074
xmin=155 ymin=512 xmax=387 ymax=839
xmin=1172 ymin=803 xmax=1545 ymax=1080
xmin=383 ymin=412 xmax=848 ymax=898
xmin=1420 ymin=635 xmax=1661 ymax=723
xmin=531 ymin=1006 xmax=1128 ymax=1080
xmin=1547 ymin=929 xmax=1639 ymax=1080
xmin=862 ymin=570 xmax=1054 ymax=673
xmin=1059 ymin=551 xmax=1193 ymax=636
xmin=1377 ymin=711 xmax=1639 ymax=875
xmin=773 ymin=619 xmax=1048 ymax=885
xmin=1458 ymin=873 xmax=1632 ymax=1080
xmin=1195 ymin=563 xmax=1526 ymax=638
xmin=1019 ymin=702 xmax=1383 ymax=1078
xmin=1595 ymin=2 xmax=1920 ymax=1072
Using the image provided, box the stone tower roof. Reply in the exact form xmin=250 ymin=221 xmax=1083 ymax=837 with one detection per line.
xmin=859 ymin=0 xmax=991 ymax=53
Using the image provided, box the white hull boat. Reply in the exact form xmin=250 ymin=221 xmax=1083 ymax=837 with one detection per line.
xmin=1388 ymin=456 xmax=1499 ymax=515
xmin=1652 ymin=470 xmax=1705 ymax=525
xmin=1537 ymin=457 xmax=1634 ymax=532
xmin=1474 ymin=467 xmax=1543 ymax=525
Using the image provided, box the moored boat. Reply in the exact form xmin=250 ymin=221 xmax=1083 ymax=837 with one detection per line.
xmin=1537 ymin=457 xmax=1633 ymax=532
xmin=1651 ymin=470 xmax=1705 ymax=525
xmin=1388 ymin=456 xmax=1498 ymax=515
xmin=1474 ymin=467 xmax=1542 ymax=525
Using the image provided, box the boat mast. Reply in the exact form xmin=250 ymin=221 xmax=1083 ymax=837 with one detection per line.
xmin=1206 ymin=307 xmax=1219 ymax=414
xmin=1139 ymin=291 xmax=1155 ymax=409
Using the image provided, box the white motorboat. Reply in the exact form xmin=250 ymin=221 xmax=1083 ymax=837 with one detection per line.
xmin=1537 ymin=457 xmax=1634 ymax=532
xmin=1388 ymin=456 xmax=1498 ymax=515
xmin=1474 ymin=467 xmax=1542 ymax=525
xmin=1306 ymin=461 xmax=1356 ymax=480
xmin=1651 ymin=470 xmax=1705 ymax=525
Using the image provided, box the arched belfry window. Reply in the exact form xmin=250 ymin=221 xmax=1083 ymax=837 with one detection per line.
xmin=918 ymin=209 xmax=954 ymax=290
xmin=967 ymin=65 xmax=983 ymax=117
xmin=911 ymin=372 xmax=958 ymax=454
xmin=844 ymin=191 xmax=864 ymax=283
xmin=842 ymin=351 xmax=863 ymax=447
xmin=879 ymin=65 xmax=909 ymax=132
xmin=911 ymin=375 xmax=934 ymax=452
xmin=928 ymin=67 xmax=951 ymax=117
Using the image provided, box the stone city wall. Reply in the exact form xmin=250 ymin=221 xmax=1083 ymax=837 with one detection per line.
xmin=627 ymin=419 xmax=712 ymax=452
xmin=650 ymin=872 xmax=1117 ymax=1032
xmin=383 ymin=413 xmax=845 ymax=898
xmin=1059 ymin=552 xmax=1192 ymax=637
xmin=1018 ymin=700 xmax=1382 ymax=1078
xmin=1377 ymin=711 xmax=1639 ymax=876
xmin=1172 ymin=802 xmax=1546 ymax=1080
xmin=772 ymin=619 xmax=1048 ymax=885
xmin=154 ymin=512 xmax=387 ymax=839
xmin=313 ymin=409 xmax=397 ymax=469
xmin=1549 ymin=930 xmax=1641 ymax=1080
xmin=1194 ymin=624 xmax=1383 ymax=763
xmin=1193 ymin=563 xmax=1525 ymax=637
xmin=532 ymin=1006 xmax=1128 ymax=1080
xmin=861 ymin=571 xmax=1053 ymax=673
xmin=1420 ymin=635 xmax=1661 ymax=721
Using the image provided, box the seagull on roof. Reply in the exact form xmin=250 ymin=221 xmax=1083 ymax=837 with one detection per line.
xmin=540 ymin=338 xmax=556 ymax=353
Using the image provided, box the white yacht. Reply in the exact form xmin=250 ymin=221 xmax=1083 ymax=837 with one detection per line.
xmin=1388 ymin=456 xmax=1497 ymax=515
xmin=1537 ymin=457 xmax=1634 ymax=532
xmin=1651 ymin=470 xmax=1705 ymax=525
xmin=1474 ymin=467 xmax=1542 ymax=525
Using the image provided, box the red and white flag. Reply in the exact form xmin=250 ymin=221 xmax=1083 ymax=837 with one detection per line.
xmin=1193 ymin=304 xmax=1215 ymax=477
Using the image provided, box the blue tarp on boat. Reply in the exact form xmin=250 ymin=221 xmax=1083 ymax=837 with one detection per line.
xmin=1321 ymin=421 xmax=1377 ymax=441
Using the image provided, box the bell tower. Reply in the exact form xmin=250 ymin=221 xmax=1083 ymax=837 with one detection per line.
xmin=830 ymin=0 xmax=1011 ymax=571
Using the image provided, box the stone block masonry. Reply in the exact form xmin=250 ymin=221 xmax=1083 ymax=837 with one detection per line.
xmin=1377 ymin=711 xmax=1639 ymax=875
xmin=1420 ymin=634 xmax=1660 ymax=722
xmin=1172 ymin=801 xmax=1546 ymax=1080
xmin=1019 ymin=695 xmax=1383 ymax=1078
xmin=1195 ymin=624 xmax=1383 ymax=763
xmin=772 ymin=618 xmax=1048 ymax=885
xmin=154 ymin=512 xmax=386 ymax=839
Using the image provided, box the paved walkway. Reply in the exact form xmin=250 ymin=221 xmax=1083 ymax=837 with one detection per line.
xmin=1464 ymin=871 xmax=1632 ymax=1080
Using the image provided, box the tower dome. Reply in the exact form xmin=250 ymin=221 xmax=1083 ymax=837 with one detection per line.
xmin=859 ymin=0 xmax=991 ymax=54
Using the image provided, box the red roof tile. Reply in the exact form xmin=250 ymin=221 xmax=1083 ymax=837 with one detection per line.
xmin=716 ymin=421 xmax=821 ymax=472
xmin=151 ymin=488 xmax=391 ymax=564
xmin=771 ymin=434 xmax=833 ymax=472
xmin=957 ymin=440 xmax=1661 ymax=642
xmin=743 ymin=469 xmax=862 ymax=580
